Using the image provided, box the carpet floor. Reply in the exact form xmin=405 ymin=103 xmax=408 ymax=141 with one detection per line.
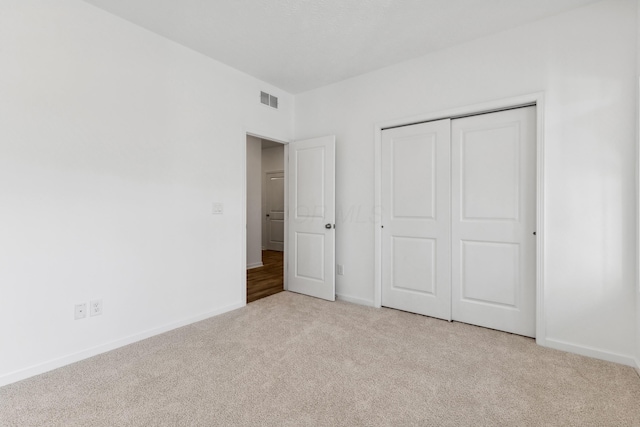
xmin=1 ymin=291 xmax=639 ymax=426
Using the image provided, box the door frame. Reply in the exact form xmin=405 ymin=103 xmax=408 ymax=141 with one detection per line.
xmin=242 ymin=130 xmax=289 ymax=306
xmin=373 ymin=92 xmax=547 ymax=346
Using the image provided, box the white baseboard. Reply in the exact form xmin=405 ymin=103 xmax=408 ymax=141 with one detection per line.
xmin=0 ymin=301 xmax=244 ymax=388
xmin=247 ymin=262 xmax=263 ymax=270
xmin=543 ymin=338 xmax=636 ymax=367
xmin=635 ymin=358 xmax=640 ymax=378
xmin=336 ymin=293 xmax=375 ymax=307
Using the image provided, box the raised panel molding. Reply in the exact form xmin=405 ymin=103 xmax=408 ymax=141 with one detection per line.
xmin=392 ymin=133 xmax=436 ymax=219
xmin=460 ymin=124 xmax=520 ymax=221
xmin=295 ymin=232 xmax=325 ymax=281
xmin=460 ymin=240 xmax=519 ymax=308
xmin=391 ymin=236 xmax=436 ymax=295
xmin=295 ymin=147 xmax=325 ymax=219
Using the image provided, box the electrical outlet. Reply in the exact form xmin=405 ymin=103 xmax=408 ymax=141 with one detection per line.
xmin=74 ymin=303 xmax=87 ymax=320
xmin=212 ymin=203 xmax=223 ymax=214
xmin=337 ymin=264 xmax=344 ymax=275
xmin=90 ymin=299 xmax=103 ymax=317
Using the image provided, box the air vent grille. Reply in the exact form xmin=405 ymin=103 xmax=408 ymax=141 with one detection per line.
xmin=260 ymin=91 xmax=278 ymax=109
xmin=260 ymin=91 xmax=269 ymax=106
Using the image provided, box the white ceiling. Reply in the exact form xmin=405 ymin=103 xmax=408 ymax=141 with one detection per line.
xmin=83 ymin=0 xmax=601 ymax=94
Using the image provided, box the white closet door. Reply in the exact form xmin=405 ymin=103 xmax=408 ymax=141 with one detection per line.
xmin=451 ymin=106 xmax=536 ymax=337
xmin=381 ymin=119 xmax=451 ymax=320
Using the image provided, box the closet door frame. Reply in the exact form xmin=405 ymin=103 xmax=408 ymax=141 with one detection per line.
xmin=373 ymin=92 xmax=546 ymax=346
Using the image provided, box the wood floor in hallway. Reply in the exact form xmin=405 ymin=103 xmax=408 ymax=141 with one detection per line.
xmin=247 ymin=250 xmax=283 ymax=303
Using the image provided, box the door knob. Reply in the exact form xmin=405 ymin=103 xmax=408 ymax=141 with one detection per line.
xmin=266 ymin=214 xmax=270 ymax=217
xmin=325 ymin=223 xmax=332 ymax=229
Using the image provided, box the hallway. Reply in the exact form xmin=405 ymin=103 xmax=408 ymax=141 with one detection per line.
xmin=247 ymin=250 xmax=283 ymax=303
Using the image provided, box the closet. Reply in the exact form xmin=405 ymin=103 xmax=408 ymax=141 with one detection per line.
xmin=381 ymin=106 xmax=536 ymax=337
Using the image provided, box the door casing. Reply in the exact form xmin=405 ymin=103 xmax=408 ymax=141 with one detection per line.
xmin=374 ymin=93 xmax=546 ymax=346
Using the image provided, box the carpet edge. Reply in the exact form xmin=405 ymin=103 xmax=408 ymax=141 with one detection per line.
xmin=0 ymin=301 xmax=244 ymax=388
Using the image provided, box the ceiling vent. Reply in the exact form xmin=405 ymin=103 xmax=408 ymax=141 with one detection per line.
xmin=260 ymin=91 xmax=278 ymax=109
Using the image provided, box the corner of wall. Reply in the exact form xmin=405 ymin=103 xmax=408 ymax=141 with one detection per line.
xmin=636 ymin=0 xmax=640 ymax=377
xmin=0 ymin=1 xmax=293 ymax=385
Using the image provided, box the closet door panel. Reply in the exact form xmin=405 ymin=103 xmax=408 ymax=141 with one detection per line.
xmin=381 ymin=119 xmax=451 ymax=320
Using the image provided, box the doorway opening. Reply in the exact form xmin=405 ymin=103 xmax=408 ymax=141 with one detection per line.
xmin=246 ymin=135 xmax=286 ymax=303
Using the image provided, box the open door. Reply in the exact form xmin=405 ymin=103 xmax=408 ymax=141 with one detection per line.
xmin=287 ymin=135 xmax=336 ymax=301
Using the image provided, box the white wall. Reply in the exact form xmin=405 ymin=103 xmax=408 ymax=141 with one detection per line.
xmin=246 ymin=136 xmax=263 ymax=268
xmin=0 ymin=0 xmax=293 ymax=385
xmin=295 ymin=0 xmax=638 ymax=364
xmin=261 ymin=144 xmax=285 ymax=249
xmin=636 ymin=0 xmax=640 ymax=371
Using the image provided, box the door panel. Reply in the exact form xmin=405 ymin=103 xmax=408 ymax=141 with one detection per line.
xmin=461 ymin=126 xmax=519 ymax=220
xmin=295 ymin=232 xmax=325 ymax=281
xmin=392 ymin=134 xmax=437 ymax=219
xmin=287 ymin=135 xmax=335 ymax=301
xmin=391 ymin=237 xmax=436 ymax=294
xmin=461 ymin=241 xmax=518 ymax=307
xmin=451 ymin=106 xmax=536 ymax=337
xmin=296 ymin=148 xmax=325 ymax=218
xmin=265 ymin=171 xmax=284 ymax=251
xmin=381 ymin=119 xmax=451 ymax=320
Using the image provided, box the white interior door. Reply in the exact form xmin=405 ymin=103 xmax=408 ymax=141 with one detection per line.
xmin=287 ymin=135 xmax=336 ymax=301
xmin=381 ymin=119 xmax=451 ymax=320
xmin=265 ymin=171 xmax=284 ymax=251
xmin=451 ymin=106 xmax=536 ymax=337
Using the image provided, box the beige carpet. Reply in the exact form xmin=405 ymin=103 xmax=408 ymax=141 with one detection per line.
xmin=1 ymin=292 xmax=639 ymax=426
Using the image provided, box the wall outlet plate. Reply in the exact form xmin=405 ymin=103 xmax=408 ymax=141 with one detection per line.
xmin=90 ymin=299 xmax=103 ymax=317
xmin=74 ymin=303 xmax=87 ymax=320
xmin=212 ymin=203 xmax=224 ymax=214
